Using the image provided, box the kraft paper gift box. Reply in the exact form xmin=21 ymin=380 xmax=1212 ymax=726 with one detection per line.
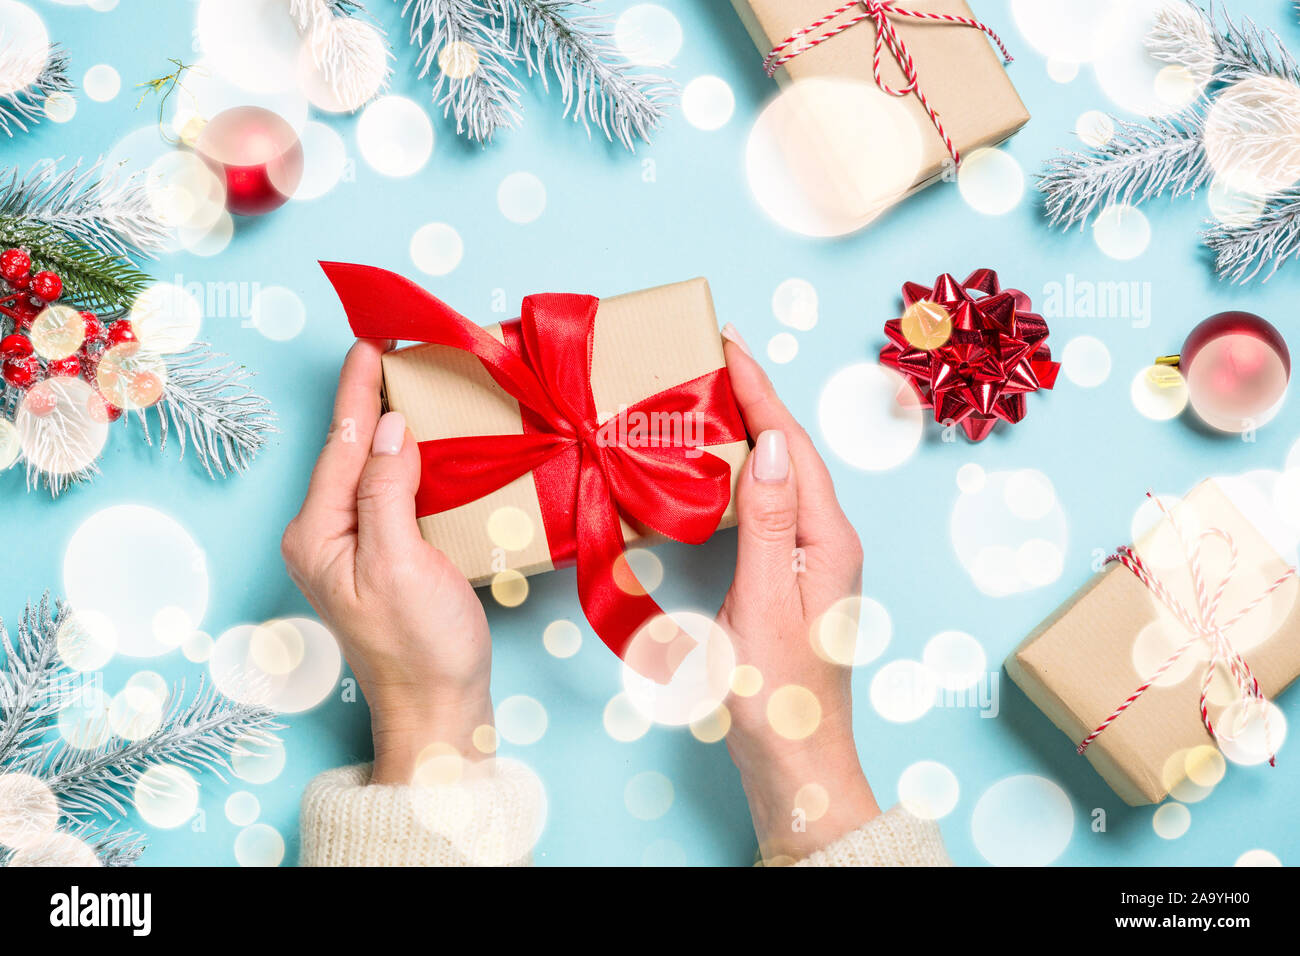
xmin=378 ymin=277 xmax=749 ymax=585
xmin=1005 ymin=480 xmax=1300 ymax=806
xmin=730 ymin=0 xmax=1030 ymax=216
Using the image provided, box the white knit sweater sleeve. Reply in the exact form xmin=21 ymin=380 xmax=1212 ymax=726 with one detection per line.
xmin=300 ymin=765 xmax=948 ymax=866
xmin=795 ymin=806 xmax=953 ymax=867
xmin=299 ymin=763 xmax=544 ymax=867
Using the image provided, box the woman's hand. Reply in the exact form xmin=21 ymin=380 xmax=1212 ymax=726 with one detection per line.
xmin=717 ymin=324 xmax=880 ymax=863
xmin=281 ymin=339 xmax=493 ymax=784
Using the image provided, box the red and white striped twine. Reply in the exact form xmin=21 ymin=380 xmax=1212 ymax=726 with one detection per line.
xmin=761 ymin=1 xmax=1014 ymax=165
xmin=1077 ymin=493 xmax=1297 ymax=768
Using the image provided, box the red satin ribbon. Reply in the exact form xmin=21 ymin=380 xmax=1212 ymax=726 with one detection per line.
xmin=320 ymin=262 xmax=747 ymax=673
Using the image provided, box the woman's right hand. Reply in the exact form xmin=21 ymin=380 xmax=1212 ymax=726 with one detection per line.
xmin=716 ymin=324 xmax=880 ymax=864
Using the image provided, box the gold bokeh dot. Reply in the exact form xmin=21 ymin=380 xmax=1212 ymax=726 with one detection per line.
xmin=644 ymin=613 xmax=679 ymax=645
xmin=249 ymin=619 xmax=305 ymax=676
xmin=730 ymin=664 xmax=763 ymax=697
xmin=794 ymin=782 xmax=830 ymax=823
xmin=96 ymin=342 xmax=168 ymax=410
xmin=689 ymin=704 xmax=731 ymax=744
xmin=767 ymin=684 xmax=821 ymax=740
xmin=30 ymin=305 xmax=85 ymax=360
xmin=491 ymin=569 xmax=529 ymax=607
xmin=472 ymin=724 xmax=498 ymax=754
xmin=487 ymin=506 xmax=534 ymax=551
xmin=413 ymin=742 xmax=465 ymax=787
xmin=811 ymin=604 xmax=858 ymax=666
xmin=900 ymin=300 xmax=952 ymax=351
xmin=438 ymin=41 xmax=481 ymax=79
xmin=542 ymin=619 xmax=582 ymax=659
xmin=1185 ymin=745 xmax=1226 ymax=787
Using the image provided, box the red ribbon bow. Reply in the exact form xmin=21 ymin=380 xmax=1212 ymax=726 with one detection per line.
xmin=762 ymin=1 xmax=1014 ymax=164
xmin=321 ymin=262 xmax=747 ymax=680
xmin=879 ymin=269 xmax=1060 ymax=442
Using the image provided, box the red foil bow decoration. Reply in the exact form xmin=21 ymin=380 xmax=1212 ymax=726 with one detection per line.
xmin=879 ymin=269 xmax=1060 ymax=441
xmin=321 ymin=262 xmax=747 ymax=682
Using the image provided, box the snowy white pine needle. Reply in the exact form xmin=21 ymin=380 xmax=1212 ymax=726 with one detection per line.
xmin=1038 ymin=1 xmax=1300 ymax=282
xmin=0 ymin=159 xmax=168 ymax=261
xmin=290 ymin=0 xmax=393 ymax=111
xmin=0 ymin=42 xmax=71 ymax=138
xmin=0 ymin=594 xmax=279 ymax=866
xmin=398 ymin=0 xmax=524 ymax=143
xmin=492 ymin=0 xmax=673 ymax=150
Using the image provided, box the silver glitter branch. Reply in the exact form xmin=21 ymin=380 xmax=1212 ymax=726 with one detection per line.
xmin=0 ymin=43 xmax=71 ymax=138
xmin=398 ymin=0 xmax=523 ymax=143
xmin=492 ymin=0 xmax=673 ymax=150
xmin=1038 ymin=109 xmax=1210 ymax=230
xmin=1037 ymin=2 xmax=1300 ymax=282
xmin=0 ymin=593 xmax=278 ymax=866
xmin=1206 ymin=188 xmax=1300 ymax=282
xmin=0 ymin=159 xmax=168 ymax=261
xmin=135 ymin=344 xmax=278 ymax=479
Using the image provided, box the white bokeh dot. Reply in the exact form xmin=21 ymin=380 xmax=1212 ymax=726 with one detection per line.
xmin=767 ymin=332 xmax=798 ymax=364
xmin=1130 ymin=365 xmax=1189 ymax=421
xmin=1076 ymin=110 xmax=1115 ymax=148
xmin=1094 ymin=204 xmax=1151 ymax=260
xmin=956 ymin=463 xmax=986 ymax=495
xmin=957 ymin=148 xmax=1025 ymax=215
xmin=250 ymin=286 xmax=307 ymax=341
xmin=497 ymin=172 xmax=546 ymax=224
xmin=1152 ymin=802 xmax=1191 ymax=839
xmin=898 ymin=761 xmax=960 ymax=820
xmin=357 ymin=96 xmax=434 ymax=177
xmin=83 ymin=64 xmax=120 ymax=102
xmin=496 ymin=695 xmax=548 ymax=746
xmin=682 ymin=75 xmax=734 ymax=131
xmin=922 ymin=631 xmax=986 ymax=691
xmin=613 ymin=4 xmax=682 ymax=66
xmin=819 ymin=364 xmax=923 ymax=472
xmin=1061 ymin=335 xmax=1112 ymax=387
xmin=869 ymin=659 xmax=936 ymax=723
xmin=1235 ymin=849 xmax=1282 ymax=866
xmin=953 ymin=470 xmax=1067 ymax=596
xmin=771 ymin=278 xmax=818 ymax=331
xmin=410 ymin=222 xmax=464 ymax=276
xmin=294 ymin=122 xmax=348 ymax=200
xmin=624 ymin=770 xmax=674 ymax=821
xmin=971 ymin=775 xmax=1074 ymax=866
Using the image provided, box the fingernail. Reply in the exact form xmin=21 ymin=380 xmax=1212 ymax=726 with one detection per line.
xmin=372 ymin=411 xmax=406 ymax=456
xmin=721 ymin=323 xmax=752 ymax=357
xmin=753 ymin=429 xmax=788 ymax=483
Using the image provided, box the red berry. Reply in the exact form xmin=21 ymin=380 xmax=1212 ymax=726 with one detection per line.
xmin=0 ymin=248 xmax=30 ymax=283
xmin=81 ymin=311 xmax=105 ymax=343
xmin=105 ymin=320 xmax=136 ymax=347
xmin=8 ymin=272 xmax=30 ymax=291
xmin=47 ymin=355 xmax=81 ymax=377
xmin=0 ymin=333 xmax=32 ymax=359
xmin=28 ymin=271 xmax=61 ymax=302
xmin=3 ymin=355 xmax=39 ymax=389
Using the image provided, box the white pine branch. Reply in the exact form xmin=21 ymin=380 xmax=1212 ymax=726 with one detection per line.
xmin=0 ymin=43 xmax=71 ymax=138
xmin=491 ymin=0 xmax=673 ymax=150
xmin=0 ymin=158 xmax=168 ymax=261
xmin=397 ymin=0 xmax=524 ymax=143
xmin=290 ymin=0 xmax=393 ymax=111
xmin=1206 ymin=188 xmax=1300 ymax=282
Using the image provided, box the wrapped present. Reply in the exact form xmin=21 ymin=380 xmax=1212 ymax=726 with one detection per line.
xmin=1006 ymin=480 xmax=1300 ymax=805
xmin=321 ymin=262 xmax=750 ymax=680
xmin=731 ymin=0 xmax=1030 ymax=213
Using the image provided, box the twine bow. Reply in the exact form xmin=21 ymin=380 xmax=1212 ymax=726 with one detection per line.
xmin=762 ymin=1 xmax=1013 ymax=165
xmin=1078 ymin=493 xmax=1298 ymax=765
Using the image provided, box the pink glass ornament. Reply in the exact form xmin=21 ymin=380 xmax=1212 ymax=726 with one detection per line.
xmin=1163 ymin=312 xmax=1291 ymax=433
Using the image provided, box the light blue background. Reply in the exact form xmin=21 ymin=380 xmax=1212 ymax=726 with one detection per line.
xmin=6 ymin=0 xmax=1299 ymax=866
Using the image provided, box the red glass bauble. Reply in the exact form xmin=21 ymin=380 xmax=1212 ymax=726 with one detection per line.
xmin=195 ymin=106 xmax=304 ymax=217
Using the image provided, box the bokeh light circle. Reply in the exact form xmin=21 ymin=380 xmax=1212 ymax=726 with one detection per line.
xmin=746 ymin=78 xmax=922 ymax=237
xmin=869 ymin=659 xmax=936 ymax=723
xmin=624 ymin=770 xmax=674 ymax=820
xmin=357 ymin=95 xmax=434 ymax=177
xmin=682 ymin=75 xmax=735 ymax=131
xmin=897 ymin=761 xmax=959 ymax=820
xmin=234 ymin=823 xmax=285 ymax=866
xmin=818 ymin=363 xmax=922 ymax=472
xmin=496 ymin=695 xmax=548 ymax=746
xmin=971 ymin=775 xmax=1074 ymax=866
xmin=134 ymin=764 xmax=199 ymax=828
xmin=497 ymin=172 xmax=547 ymax=224
xmin=17 ymin=378 xmax=109 ymax=477
xmin=64 ymin=505 xmax=208 ymax=657
xmin=772 ymin=278 xmax=818 ymax=331
xmin=210 ymin=618 xmax=341 ymax=713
